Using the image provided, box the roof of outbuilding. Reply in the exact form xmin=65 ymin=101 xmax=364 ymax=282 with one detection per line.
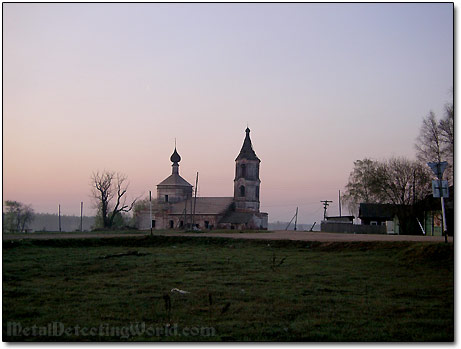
xmin=358 ymin=203 xmax=398 ymax=219
xmin=236 ymin=128 xmax=260 ymax=161
xmin=157 ymin=173 xmax=192 ymax=187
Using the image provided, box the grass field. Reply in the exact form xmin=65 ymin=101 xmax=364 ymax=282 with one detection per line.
xmin=2 ymin=235 xmax=454 ymax=341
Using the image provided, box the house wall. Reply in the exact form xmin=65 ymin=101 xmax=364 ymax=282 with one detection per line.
xmin=360 ymin=218 xmax=388 ymax=225
xmin=424 ymin=211 xmax=443 ymax=236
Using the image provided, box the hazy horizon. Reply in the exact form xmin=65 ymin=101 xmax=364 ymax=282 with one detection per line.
xmin=3 ymin=3 xmax=453 ymax=223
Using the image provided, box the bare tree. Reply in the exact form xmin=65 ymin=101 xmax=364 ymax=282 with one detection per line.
xmin=440 ymin=102 xmax=454 ymax=154
xmin=372 ymin=157 xmax=432 ymax=206
xmin=342 ymin=159 xmax=383 ymax=216
xmin=91 ymin=171 xmax=138 ymax=229
xmin=415 ymin=101 xmax=454 ymax=183
xmin=415 ymin=111 xmax=443 ymax=164
xmin=343 ymin=157 xmax=432 ymax=210
xmin=3 ymin=201 xmax=35 ymax=232
xmin=439 ymin=102 xmax=454 ymax=181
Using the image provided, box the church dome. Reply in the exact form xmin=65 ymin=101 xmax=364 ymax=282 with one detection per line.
xmin=170 ymin=148 xmax=181 ymax=163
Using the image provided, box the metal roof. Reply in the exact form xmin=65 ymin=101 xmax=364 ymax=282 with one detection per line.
xmin=157 ymin=173 xmax=192 ymax=187
xmin=236 ymin=128 xmax=260 ymax=162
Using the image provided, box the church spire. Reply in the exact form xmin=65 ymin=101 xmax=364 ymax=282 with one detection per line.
xmin=236 ymin=127 xmax=260 ymax=161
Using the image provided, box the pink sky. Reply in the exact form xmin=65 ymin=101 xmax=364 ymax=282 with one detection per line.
xmin=3 ymin=3 xmax=453 ymax=223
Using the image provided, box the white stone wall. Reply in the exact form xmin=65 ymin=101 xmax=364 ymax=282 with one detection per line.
xmin=234 ymin=158 xmax=261 ymax=213
xmin=135 ymin=209 xmax=223 ymax=230
xmin=157 ymin=186 xmax=192 ymax=204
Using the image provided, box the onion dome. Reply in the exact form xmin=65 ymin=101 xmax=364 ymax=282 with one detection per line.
xmin=170 ymin=148 xmax=181 ymax=164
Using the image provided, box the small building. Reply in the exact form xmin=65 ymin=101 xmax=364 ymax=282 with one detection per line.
xmin=358 ymin=203 xmax=400 ymax=234
xmin=135 ymin=128 xmax=268 ymax=230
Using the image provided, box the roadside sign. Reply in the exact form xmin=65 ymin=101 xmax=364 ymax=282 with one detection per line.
xmin=432 ymin=180 xmax=449 ymax=198
xmin=428 ymin=161 xmax=448 ymax=180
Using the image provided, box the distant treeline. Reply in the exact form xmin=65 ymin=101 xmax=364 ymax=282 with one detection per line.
xmin=29 ymin=213 xmax=96 ymax=232
xmin=24 ymin=214 xmax=316 ymax=232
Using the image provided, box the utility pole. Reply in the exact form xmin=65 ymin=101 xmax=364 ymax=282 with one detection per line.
xmin=149 ymin=191 xmax=152 ymax=236
xmin=338 ymin=190 xmax=342 ymax=217
xmin=294 ymin=207 xmax=298 ymax=231
xmin=428 ymin=162 xmax=449 ymax=243
xmin=285 ymin=207 xmax=298 ymax=231
xmin=183 ymin=197 xmax=188 ymax=230
xmin=80 ymin=202 xmax=83 ymax=232
xmin=190 ymin=197 xmax=193 ymax=230
xmin=58 ymin=204 xmax=61 ymax=232
xmin=320 ymin=200 xmax=333 ymax=221
xmin=192 ymin=172 xmax=198 ymax=229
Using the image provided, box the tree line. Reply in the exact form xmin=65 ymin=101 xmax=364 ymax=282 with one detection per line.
xmin=342 ymin=93 xmax=454 ymax=234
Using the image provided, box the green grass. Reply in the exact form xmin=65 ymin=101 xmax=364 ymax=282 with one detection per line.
xmin=3 ymin=236 xmax=453 ymax=341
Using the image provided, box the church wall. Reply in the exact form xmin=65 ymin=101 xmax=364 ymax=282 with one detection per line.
xmin=217 ymin=213 xmax=268 ymax=230
xmin=253 ymin=213 xmax=268 ymax=229
xmin=157 ymin=186 xmax=192 ymax=203
xmin=135 ymin=209 xmax=223 ymax=230
xmin=234 ymin=178 xmax=260 ymax=212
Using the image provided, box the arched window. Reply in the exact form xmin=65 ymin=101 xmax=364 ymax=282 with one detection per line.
xmin=240 ymin=164 xmax=246 ymax=178
xmin=240 ymin=185 xmax=245 ymax=197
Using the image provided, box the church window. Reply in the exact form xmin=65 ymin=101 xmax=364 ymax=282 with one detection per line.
xmin=205 ymin=221 xmax=209 ymax=229
xmin=256 ymin=185 xmax=260 ymax=199
xmin=152 ymin=220 xmax=156 ymax=228
xmin=165 ymin=195 xmax=169 ymax=202
xmin=241 ymin=164 xmax=246 ymax=178
xmin=240 ymin=185 xmax=245 ymax=197
xmin=169 ymin=220 xmax=174 ymax=228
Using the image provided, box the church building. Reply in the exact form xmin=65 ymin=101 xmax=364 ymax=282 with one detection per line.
xmin=135 ymin=128 xmax=268 ymax=230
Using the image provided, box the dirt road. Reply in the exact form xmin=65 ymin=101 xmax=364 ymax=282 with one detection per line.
xmin=2 ymin=231 xmax=451 ymax=242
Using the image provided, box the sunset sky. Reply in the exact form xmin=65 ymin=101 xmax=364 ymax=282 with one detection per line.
xmin=3 ymin=3 xmax=453 ymax=223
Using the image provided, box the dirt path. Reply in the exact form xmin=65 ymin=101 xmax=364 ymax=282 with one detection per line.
xmin=3 ymin=231 xmax=451 ymax=242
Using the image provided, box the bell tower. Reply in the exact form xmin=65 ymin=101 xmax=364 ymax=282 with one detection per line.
xmin=234 ymin=127 xmax=261 ymax=212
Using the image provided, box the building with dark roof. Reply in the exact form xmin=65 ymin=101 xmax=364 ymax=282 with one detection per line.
xmin=358 ymin=203 xmax=398 ymax=225
xmin=135 ymin=128 xmax=268 ymax=230
xmin=358 ymin=203 xmax=401 ymax=234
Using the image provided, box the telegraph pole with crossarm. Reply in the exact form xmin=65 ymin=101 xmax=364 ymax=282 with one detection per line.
xmin=320 ymin=200 xmax=333 ymax=220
